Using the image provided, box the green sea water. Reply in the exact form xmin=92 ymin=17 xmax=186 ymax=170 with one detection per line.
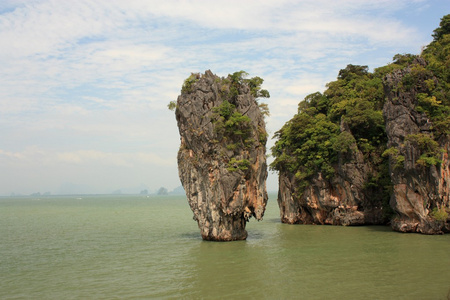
xmin=1 ymin=194 xmax=449 ymax=299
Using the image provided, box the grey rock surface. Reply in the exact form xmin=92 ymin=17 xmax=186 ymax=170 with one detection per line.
xmin=175 ymin=70 xmax=268 ymax=241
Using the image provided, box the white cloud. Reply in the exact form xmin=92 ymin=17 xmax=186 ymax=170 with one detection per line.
xmin=0 ymin=147 xmax=174 ymax=167
xmin=56 ymin=150 xmax=174 ymax=167
xmin=0 ymin=0 xmax=441 ymax=194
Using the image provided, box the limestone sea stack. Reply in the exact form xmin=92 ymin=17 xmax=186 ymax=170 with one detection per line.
xmin=270 ymin=65 xmax=391 ymax=227
xmin=174 ymin=70 xmax=269 ymax=241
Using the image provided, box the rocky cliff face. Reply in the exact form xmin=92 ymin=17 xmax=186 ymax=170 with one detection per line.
xmin=277 ymin=121 xmax=386 ymax=226
xmin=272 ymin=16 xmax=450 ymax=234
xmin=175 ymin=70 xmax=268 ymax=241
xmin=276 ymin=58 xmax=450 ymax=233
xmin=383 ymin=58 xmax=450 ymax=234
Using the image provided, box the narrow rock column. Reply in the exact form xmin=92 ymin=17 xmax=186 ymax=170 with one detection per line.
xmin=175 ymin=70 xmax=268 ymax=241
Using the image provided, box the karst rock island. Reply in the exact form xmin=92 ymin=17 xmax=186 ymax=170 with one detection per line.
xmin=173 ymin=70 xmax=269 ymax=241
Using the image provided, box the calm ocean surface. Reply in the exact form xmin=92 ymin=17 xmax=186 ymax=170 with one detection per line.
xmin=1 ymin=194 xmax=449 ymax=299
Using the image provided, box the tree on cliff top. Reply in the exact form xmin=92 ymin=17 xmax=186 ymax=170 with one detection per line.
xmin=432 ymin=14 xmax=450 ymax=41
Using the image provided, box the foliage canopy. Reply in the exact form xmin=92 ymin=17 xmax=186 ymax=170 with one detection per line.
xmin=271 ymin=63 xmax=390 ymax=197
xmin=271 ymin=14 xmax=450 ymax=197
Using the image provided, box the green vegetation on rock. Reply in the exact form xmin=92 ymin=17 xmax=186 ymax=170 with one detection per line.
xmin=405 ymin=133 xmax=442 ymax=166
xmin=421 ymin=15 xmax=450 ymax=138
xmin=227 ymin=158 xmax=251 ymax=172
xmin=271 ymin=63 xmax=391 ymax=197
xmin=212 ymin=100 xmax=253 ymax=149
xmin=271 ymin=14 xmax=450 ymax=199
xmin=430 ymin=207 xmax=449 ymax=222
xmin=181 ymin=73 xmax=200 ymax=93
xmin=174 ymin=70 xmax=270 ymax=174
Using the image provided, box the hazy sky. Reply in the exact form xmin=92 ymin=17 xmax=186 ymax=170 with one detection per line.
xmin=0 ymin=0 xmax=447 ymax=195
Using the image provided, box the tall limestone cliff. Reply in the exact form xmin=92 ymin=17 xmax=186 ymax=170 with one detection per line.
xmin=271 ymin=15 xmax=450 ymax=234
xmin=174 ymin=70 xmax=269 ymax=241
xmin=383 ymin=57 xmax=450 ymax=234
xmin=271 ymin=66 xmax=390 ymax=226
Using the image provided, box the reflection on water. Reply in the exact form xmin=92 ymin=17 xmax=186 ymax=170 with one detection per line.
xmin=1 ymin=195 xmax=449 ymax=299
